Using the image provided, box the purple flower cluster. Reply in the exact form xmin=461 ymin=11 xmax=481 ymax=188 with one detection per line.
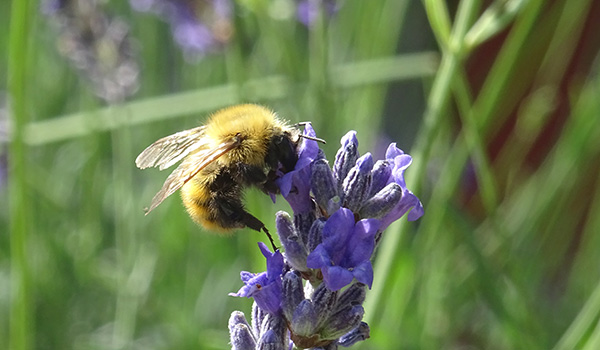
xmin=130 ymin=0 xmax=233 ymax=59
xmin=229 ymin=126 xmax=423 ymax=349
xmin=296 ymin=0 xmax=341 ymax=27
xmin=42 ymin=0 xmax=140 ymax=103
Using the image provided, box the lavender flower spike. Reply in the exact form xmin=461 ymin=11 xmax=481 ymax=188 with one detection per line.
xmin=229 ymin=127 xmax=423 ymax=349
xmin=306 ymin=208 xmax=380 ymax=291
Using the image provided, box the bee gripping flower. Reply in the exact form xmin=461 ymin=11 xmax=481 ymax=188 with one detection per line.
xmin=277 ymin=123 xmax=320 ymax=213
xmin=229 ymin=128 xmax=423 ymax=349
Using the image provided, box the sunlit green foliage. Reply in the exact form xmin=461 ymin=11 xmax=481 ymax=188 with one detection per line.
xmin=3 ymin=0 xmax=600 ymax=349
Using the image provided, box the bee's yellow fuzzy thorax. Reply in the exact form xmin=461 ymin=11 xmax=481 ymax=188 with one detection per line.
xmin=204 ymin=104 xmax=287 ymax=166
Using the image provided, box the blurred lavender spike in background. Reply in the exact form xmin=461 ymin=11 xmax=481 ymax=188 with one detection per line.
xmin=296 ymin=0 xmax=340 ymax=27
xmin=42 ymin=0 xmax=140 ymax=103
xmin=130 ymin=0 xmax=233 ymax=60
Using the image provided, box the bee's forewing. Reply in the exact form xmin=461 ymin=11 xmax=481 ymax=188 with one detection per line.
xmin=135 ymin=126 xmax=208 ymax=170
xmin=145 ymin=140 xmax=237 ymax=214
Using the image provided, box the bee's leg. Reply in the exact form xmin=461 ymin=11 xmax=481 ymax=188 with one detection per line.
xmin=235 ymin=163 xmax=280 ymax=195
xmin=212 ymin=193 xmax=278 ymax=251
xmin=240 ymin=212 xmax=278 ymax=252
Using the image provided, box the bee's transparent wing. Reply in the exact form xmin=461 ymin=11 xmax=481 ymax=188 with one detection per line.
xmin=135 ymin=126 xmax=208 ymax=170
xmin=145 ymin=140 xmax=237 ymax=214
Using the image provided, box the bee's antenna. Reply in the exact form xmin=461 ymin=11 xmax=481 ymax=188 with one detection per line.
xmin=295 ymin=122 xmax=326 ymax=144
xmin=299 ymin=134 xmax=326 ymax=144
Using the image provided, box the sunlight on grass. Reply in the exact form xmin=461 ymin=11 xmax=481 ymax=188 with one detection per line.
xmin=2 ymin=0 xmax=600 ymax=349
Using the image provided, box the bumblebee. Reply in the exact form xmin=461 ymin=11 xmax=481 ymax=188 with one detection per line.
xmin=136 ymin=104 xmax=308 ymax=249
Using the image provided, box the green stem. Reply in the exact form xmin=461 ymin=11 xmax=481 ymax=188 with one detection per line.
xmin=111 ymin=106 xmax=138 ymax=349
xmin=364 ymin=0 xmax=479 ymax=330
xmin=8 ymin=0 xmax=34 ymax=348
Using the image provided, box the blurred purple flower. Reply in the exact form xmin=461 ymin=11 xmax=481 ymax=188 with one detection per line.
xmin=230 ymin=243 xmax=284 ymax=315
xmin=296 ymin=0 xmax=340 ymax=27
xmin=130 ymin=0 xmax=233 ymax=59
xmin=41 ymin=0 xmax=140 ymax=103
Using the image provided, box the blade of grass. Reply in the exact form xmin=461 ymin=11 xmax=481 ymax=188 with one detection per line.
xmin=465 ymin=0 xmax=531 ymax=50
xmin=367 ymin=0 xmax=545 ymax=342
xmin=364 ymin=0 xmax=480 ymax=335
xmin=553 ymin=279 xmax=600 ymax=350
xmin=424 ymin=0 xmax=499 ymax=213
xmin=8 ymin=0 xmax=34 ymax=348
xmin=22 ymin=54 xmax=438 ymax=146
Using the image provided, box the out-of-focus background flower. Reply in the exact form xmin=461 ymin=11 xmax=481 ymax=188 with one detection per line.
xmin=2 ymin=0 xmax=600 ymax=349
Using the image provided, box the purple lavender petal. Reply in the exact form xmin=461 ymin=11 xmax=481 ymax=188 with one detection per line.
xmin=230 ymin=243 xmax=284 ymax=314
xmin=379 ymin=190 xmax=424 ymax=230
xmin=321 ymin=207 xmax=354 ymax=242
xmin=344 ymin=219 xmax=378 ymax=266
xmin=351 ymin=261 xmax=373 ymax=288
xmin=277 ymin=123 xmax=320 ymax=213
xmin=385 ymin=142 xmax=405 ymax=160
xmin=306 ymin=244 xmax=331 ymax=269
xmin=322 ymin=265 xmax=354 ymax=291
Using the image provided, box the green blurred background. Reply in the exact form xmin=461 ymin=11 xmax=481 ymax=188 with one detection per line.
xmin=3 ymin=0 xmax=600 ymax=349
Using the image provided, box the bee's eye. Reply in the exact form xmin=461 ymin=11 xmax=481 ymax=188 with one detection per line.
xmin=233 ymin=132 xmax=243 ymax=143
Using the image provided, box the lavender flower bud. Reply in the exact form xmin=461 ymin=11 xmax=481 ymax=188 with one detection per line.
xmin=321 ymin=305 xmax=364 ymax=340
xmin=229 ymin=311 xmax=256 ymax=350
xmin=369 ymin=160 xmax=392 ymax=197
xmin=229 ymin=311 xmax=251 ymax=333
xmin=358 ymin=183 xmax=403 ymax=219
xmin=307 ymin=218 xmax=326 ymax=252
xmin=333 ymin=131 xmax=359 ymax=193
xmin=257 ymin=313 xmax=288 ymax=350
xmin=312 ymin=283 xmax=338 ymax=328
xmin=257 ymin=330 xmax=282 ymax=350
xmin=291 ymin=300 xmax=318 ymax=336
xmin=252 ymin=302 xmax=267 ymax=338
xmin=341 ymin=153 xmax=374 ymax=212
xmin=276 ymin=212 xmax=308 ymax=271
xmin=230 ymin=323 xmax=257 ymax=350
xmin=338 ymin=322 xmax=370 ymax=347
xmin=294 ymin=211 xmax=316 ymax=245
xmin=282 ymin=271 xmax=305 ymax=322
xmin=311 ymin=159 xmax=339 ymax=214
xmin=335 ymin=283 xmax=367 ymax=312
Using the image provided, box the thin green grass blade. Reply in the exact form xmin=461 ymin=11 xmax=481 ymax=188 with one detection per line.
xmin=365 ymin=0 xmax=481 ymax=333
xmin=7 ymin=0 xmax=35 ymax=349
xmin=23 ymin=54 xmax=438 ymax=146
